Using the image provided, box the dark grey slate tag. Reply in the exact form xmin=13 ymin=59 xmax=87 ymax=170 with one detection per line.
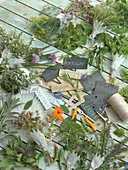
xmin=94 ymin=81 xmax=119 ymax=99
xmin=79 ymin=102 xmax=102 ymax=121
xmin=63 ymin=56 xmax=87 ymax=69
xmin=42 ymin=64 xmax=62 ymax=82
xmin=85 ymin=93 xmax=107 ymax=108
xmin=80 ymin=70 xmax=106 ymax=91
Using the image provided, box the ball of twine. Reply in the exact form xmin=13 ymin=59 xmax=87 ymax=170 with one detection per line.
xmin=108 ymin=93 xmax=128 ymax=122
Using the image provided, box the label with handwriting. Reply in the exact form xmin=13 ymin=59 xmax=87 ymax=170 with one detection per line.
xmin=35 ymin=88 xmax=52 ymax=110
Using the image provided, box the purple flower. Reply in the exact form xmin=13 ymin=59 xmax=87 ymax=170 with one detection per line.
xmin=74 ymin=13 xmax=78 ymax=16
xmin=61 ymin=9 xmax=65 ymax=13
xmin=67 ymin=18 xmax=72 ymax=22
xmin=32 ymin=53 xmax=40 ymax=63
xmin=97 ymin=123 xmax=100 ymax=126
xmin=55 ymin=92 xmax=62 ymax=99
xmin=70 ymin=12 xmax=73 ymax=15
xmin=40 ymin=50 xmax=44 ymax=54
xmin=49 ymin=53 xmax=56 ymax=62
xmin=81 ymin=73 xmax=88 ymax=80
xmin=83 ymin=14 xmax=86 ymax=18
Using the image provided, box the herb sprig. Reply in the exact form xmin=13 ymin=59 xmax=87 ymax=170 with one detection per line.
xmin=0 ymin=96 xmax=21 ymax=141
xmin=60 ymin=72 xmax=81 ymax=100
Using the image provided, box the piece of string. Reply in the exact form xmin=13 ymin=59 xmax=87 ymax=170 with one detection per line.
xmin=108 ymin=93 xmax=128 ymax=125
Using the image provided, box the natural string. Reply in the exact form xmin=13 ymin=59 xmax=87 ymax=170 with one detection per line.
xmin=108 ymin=93 xmax=128 ymax=125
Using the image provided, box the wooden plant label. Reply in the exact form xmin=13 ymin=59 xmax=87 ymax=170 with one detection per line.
xmin=51 ymin=82 xmax=84 ymax=92
xmin=59 ymin=69 xmax=85 ymax=79
xmin=35 ymin=88 xmax=52 ymax=110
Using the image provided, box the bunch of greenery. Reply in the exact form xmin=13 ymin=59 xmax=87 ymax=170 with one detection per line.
xmin=0 ymin=63 xmax=36 ymax=94
xmin=0 ymin=136 xmax=46 ymax=170
xmin=54 ymin=21 xmax=92 ymax=52
xmin=92 ymin=1 xmax=121 ymax=29
xmin=62 ymin=0 xmax=94 ymax=27
xmin=84 ymin=45 xmax=106 ymax=72
xmin=60 ymin=72 xmax=81 ymax=100
xmin=95 ymin=33 xmax=128 ymax=58
xmin=55 ymin=117 xmax=128 ymax=169
xmin=0 ymin=27 xmax=33 ymax=58
xmin=121 ymin=68 xmax=128 ymax=83
xmin=0 ymin=96 xmax=21 ymax=141
xmin=29 ymin=15 xmax=60 ymax=41
xmin=119 ymin=86 xmax=128 ymax=103
xmin=105 ymin=0 xmax=128 ymax=33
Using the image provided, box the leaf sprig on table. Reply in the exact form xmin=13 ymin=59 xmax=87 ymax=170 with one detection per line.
xmin=54 ymin=21 xmax=92 ymax=52
xmin=0 ymin=27 xmax=33 ymax=58
xmin=29 ymin=15 xmax=60 ymax=41
xmin=121 ymin=68 xmax=128 ymax=83
xmin=60 ymin=72 xmax=81 ymax=100
xmin=0 ymin=96 xmax=21 ymax=141
xmin=55 ymin=118 xmax=128 ymax=169
xmin=0 ymin=63 xmax=36 ymax=95
xmin=0 ymin=136 xmax=46 ymax=170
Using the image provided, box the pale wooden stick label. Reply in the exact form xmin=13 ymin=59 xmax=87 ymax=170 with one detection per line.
xmin=35 ymin=88 xmax=52 ymax=110
xmin=59 ymin=69 xmax=85 ymax=79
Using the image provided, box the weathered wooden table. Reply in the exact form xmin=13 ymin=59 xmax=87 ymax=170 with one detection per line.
xmin=0 ymin=0 xmax=128 ymax=169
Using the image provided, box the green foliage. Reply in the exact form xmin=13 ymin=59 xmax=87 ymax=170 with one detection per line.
xmin=29 ymin=15 xmax=60 ymax=41
xmin=60 ymin=105 xmax=69 ymax=114
xmin=95 ymin=33 xmax=128 ymax=57
xmin=119 ymin=86 xmax=128 ymax=103
xmin=113 ymin=128 xmax=124 ymax=137
xmin=121 ymin=68 xmax=128 ymax=83
xmin=0 ymin=27 xmax=33 ymax=57
xmin=92 ymin=1 xmax=121 ymax=29
xmin=0 ymin=136 xmax=46 ymax=169
xmin=0 ymin=96 xmax=21 ymax=140
xmin=54 ymin=21 xmax=92 ymax=52
xmin=0 ymin=64 xmax=36 ymax=94
xmin=60 ymin=72 xmax=81 ymax=100
xmin=84 ymin=45 xmax=106 ymax=71
xmin=24 ymin=99 xmax=33 ymax=110
xmin=112 ymin=0 xmax=128 ymax=28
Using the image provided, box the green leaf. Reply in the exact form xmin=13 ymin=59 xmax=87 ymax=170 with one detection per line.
xmin=0 ymin=158 xmax=15 ymax=168
xmin=24 ymin=158 xmax=35 ymax=163
xmin=24 ymin=99 xmax=33 ymax=110
xmin=60 ymin=105 xmax=69 ymax=114
xmin=125 ymin=97 xmax=128 ymax=103
xmin=113 ymin=128 xmax=124 ymax=137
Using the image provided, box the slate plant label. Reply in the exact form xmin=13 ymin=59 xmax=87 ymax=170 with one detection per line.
xmin=80 ymin=70 xmax=106 ymax=91
xmin=63 ymin=56 xmax=88 ymax=69
xmin=79 ymin=102 xmax=100 ymax=121
xmin=94 ymin=81 xmax=119 ymax=99
xmin=85 ymin=93 xmax=108 ymax=108
xmin=42 ymin=64 xmax=62 ymax=82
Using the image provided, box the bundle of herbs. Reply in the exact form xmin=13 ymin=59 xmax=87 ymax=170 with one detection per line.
xmin=0 ymin=96 xmax=21 ymax=141
xmin=54 ymin=21 xmax=92 ymax=52
xmin=0 ymin=136 xmax=46 ymax=170
xmin=0 ymin=27 xmax=33 ymax=58
xmin=55 ymin=117 xmax=128 ymax=169
xmin=29 ymin=15 xmax=60 ymax=41
xmin=61 ymin=0 xmax=94 ymax=27
xmin=0 ymin=63 xmax=36 ymax=95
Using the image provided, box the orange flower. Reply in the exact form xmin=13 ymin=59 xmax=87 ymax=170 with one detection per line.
xmin=54 ymin=107 xmax=64 ymax=121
